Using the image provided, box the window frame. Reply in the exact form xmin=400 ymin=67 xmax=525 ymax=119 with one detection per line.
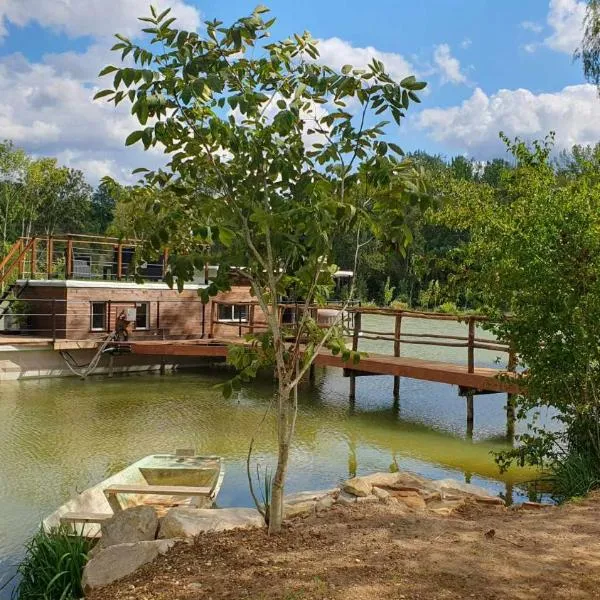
xmin=90 ymin=301 xmax=107 ymax=332
xmin=134 ymin=302 xmax=150 ymax=330
xmin=217 ymin=303 xmax=249 ymax=323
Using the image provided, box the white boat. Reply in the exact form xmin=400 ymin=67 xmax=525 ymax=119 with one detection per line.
xmin=43 ymin=452 xmax=225 ymax=537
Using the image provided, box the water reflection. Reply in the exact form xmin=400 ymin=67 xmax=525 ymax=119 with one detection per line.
xmin=0 ymin=316 xmax=543 ymax=596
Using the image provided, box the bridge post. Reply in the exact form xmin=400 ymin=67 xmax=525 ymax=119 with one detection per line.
xmin=506 ymin=348 xmax=517 ymax=443
xmin=393 ymin=312 xmax=402 ymax=400
xmin=466 ymin=391 xmax=474 ymax=439
xmin=349 ymin=311 xmax=361 ymax=403
xmin=467 ymin=317 xmax=475 ymax=373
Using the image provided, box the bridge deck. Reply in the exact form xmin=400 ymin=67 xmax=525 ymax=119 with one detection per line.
xmin=124 ymin=338 xmax=520 ymax=394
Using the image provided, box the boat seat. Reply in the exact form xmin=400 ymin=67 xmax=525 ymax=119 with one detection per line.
xmin=104 ymin=484 xmax=212 ymax=497
xmin=60 ymin=512 xmax=113 ymax=524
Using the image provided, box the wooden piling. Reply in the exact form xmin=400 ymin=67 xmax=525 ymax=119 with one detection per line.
xmin=466 ymin=391 xmax=474 ymax=439
xmin=349 ymin=311 xmax=361 ymax=403
xmin=393 ymin=312 xmax=402 ymax=399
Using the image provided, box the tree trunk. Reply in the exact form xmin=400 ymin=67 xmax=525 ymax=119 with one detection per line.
xmin=268 ymin=384 xmax=293 ymax=534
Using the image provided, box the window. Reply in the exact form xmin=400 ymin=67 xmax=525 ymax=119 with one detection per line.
xmin=217 ymin=304 xmax=248 ymax=322
xmin=90 ymin=302 xmax=107 ymax=331
xmin=135 ymin=302 xmax=150 ymax=330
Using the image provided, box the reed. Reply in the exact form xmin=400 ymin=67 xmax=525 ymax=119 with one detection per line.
xmin=13 ymin=526 xmax=93 ymax=600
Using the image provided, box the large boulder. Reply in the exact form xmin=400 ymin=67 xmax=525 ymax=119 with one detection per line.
xmin=342 ymin=477 xmax=372 ymax=497
xmin=429 ymin=479 xmax=502 ymax=502
xmin=82 ymin=539 xmax=175 ymax=591
xmin=159 ymin=507 xmax=265 ymax=538
xmin=99 ymin=506 xmax=158 ymax=549
xmin=284 ymin=489 xmax=338 ymax=505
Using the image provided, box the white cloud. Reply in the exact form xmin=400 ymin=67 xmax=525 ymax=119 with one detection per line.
xmin=544 ymin=0 xmax=586 ymax=54
xmin=0 ymin=52 xmax=167 ymax=185
xmin=523 ymin=43 xmax=539 ymax=53
xmin=433 ymin=43 xmax=467 ymax=85
xmin=417 ymin=84 xmax=600 ymax=158
xmin=316 ymin=37 xmax=415 ymax=83
xmin=520 ymin=20 xmax=543 ymax=33
xmin=460 ymin=38 xmax=472 ymax=49
xmin=0 ymin=0 xmax=201 ymax=40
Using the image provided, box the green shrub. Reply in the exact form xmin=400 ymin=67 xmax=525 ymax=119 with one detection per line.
xmin=549 ymin=452 xmax=600 ymax=503
xmin=389 ymin=300 xmax=410 ymax=310
xmin=437 ymin=301 xmax=458 ymax=314
xmin=13 ymin=526 xmax=93 ymax=600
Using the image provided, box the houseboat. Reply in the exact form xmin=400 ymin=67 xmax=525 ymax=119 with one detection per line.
xmin=0 ymin=234 xmax=353 ymax=380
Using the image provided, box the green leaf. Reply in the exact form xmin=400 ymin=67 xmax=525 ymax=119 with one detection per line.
xmin=341 ymin=64 xmax=352 ymax=75
xmin=125 ymin=130 xmax=144 ymax=146
xmin=255 ymin=4 xmax=270 ymax=13
xmin=93 ymin=89 xmax=113 ymax=100
xmin=276 ymin=99 xmax=287 ymax=109
xmin=98 ymin=65 xmax=118 ymax=76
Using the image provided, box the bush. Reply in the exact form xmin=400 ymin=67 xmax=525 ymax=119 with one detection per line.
xmin=13 ymin=526 xmax=93 ymax=600
xmin=437 ymin=301 xmax=458 ymax=314
xmin=389 ymin=300 xmax=410 ymax=310
xmin=549 ymin=452 xmax=600 ymax=503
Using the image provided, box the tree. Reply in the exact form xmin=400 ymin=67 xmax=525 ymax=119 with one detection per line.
xmin=90 ymin=181 xmax=117 ymax=234
xmin=438 ymin=134 xmax=600 ymax=495
xmin=576 ymin=0 xmax=600 ymax=88
xmin=0 ymin=141 xmax=29 ymax=251
xmin=98 ymin=6 xmax=427 ymax=532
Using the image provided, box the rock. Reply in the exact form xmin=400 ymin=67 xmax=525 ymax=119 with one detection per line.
xmin=430 ymin=478 xmax=495 ymax=499
xmin=519 ymin=501 xmax=546 ymax=510
xmin=395 ymin=493 xmax=427 ymax=511
xmin=360 ymin=472 xmax=402 ymax=488
xmin=427 ymin=499 xmax=466 ymax=515
xmin=356 ymin=494 xmax=379 ymax=504
xmin=475 ymin=496 xmax=506 ymax=506
xmin=284 ymin=500 xmax=316 ymax=519
xmin=98 ymin=506 xmax=159 ymax=549
xmin=82 ymin=539 xmax=175 ymax=591
xmin=336 ymin=490 xmax=358 ymax=506
xmin=343 ymin=477 xmax=372 ymax=497
xmin=159 ymin=507 xmax=265 ymax=538
xmin=372 ymin=486 xmax=391 ymax=502
xmin=284 ymin=489 xmax=338 ymax=505
xmin=316 ymin=495 xmax=335 ymax=512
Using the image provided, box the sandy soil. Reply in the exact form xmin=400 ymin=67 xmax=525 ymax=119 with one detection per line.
xmin=89 ymin=494 xmax=600 ymax=600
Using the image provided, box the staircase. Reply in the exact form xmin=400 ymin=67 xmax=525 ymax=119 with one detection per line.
xmin=0 ymin=238 xmax=35 ymax=327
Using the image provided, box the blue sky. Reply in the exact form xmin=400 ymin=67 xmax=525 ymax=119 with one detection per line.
xmin=0 ymin=0 xmax=595 ymax=184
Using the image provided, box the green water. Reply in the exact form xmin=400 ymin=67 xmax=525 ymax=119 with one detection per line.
xmin=0 ymin=316 xmax=535 ymax=594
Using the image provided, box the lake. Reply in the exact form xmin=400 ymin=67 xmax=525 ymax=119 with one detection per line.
xmin=0 ymin=315 xmax=538 ymax=595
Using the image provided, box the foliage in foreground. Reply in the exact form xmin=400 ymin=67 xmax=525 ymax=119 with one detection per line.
xmin=432 ymin=133 xmax=600 ymax=499
xmin=13 ymin=526 xmax=92 ymax=600
xmin=97 ymin=5 xmax=427 ymax=532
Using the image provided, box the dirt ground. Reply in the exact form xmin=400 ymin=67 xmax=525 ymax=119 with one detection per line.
xmin=89 ymin=494 xmax=600 ymax=600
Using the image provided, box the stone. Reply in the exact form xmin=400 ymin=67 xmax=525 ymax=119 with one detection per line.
xmin=356 ymin=494 xmax=379 ymax=504
xmin=343 ymin=477 xmax=372 ymax=497
xmin=284 ymin=489 xmax=338 ymax=505
xmin=427 ymin=499 xmax=466 ymax=515
xmin=372 ymin=486 xmax=391 ymax=502
xmin=82 ymin=539 xmax=175 ymax=591
xmin=475 ymin=496 xmax=506 ymax=506
xmin=315 ymin=495 xmax=335 ymax=512
xmin=336 ymin=490 xmax=358 ymax=506
xmin=284 ymin=500 xmax=316 ymax=519
xmin=395 ymin=493 xmax=427 ymax=511
xmin=360 ymin=472 xmax=402 ymax=488
xmin=519 ymin=501 xmax=546 ymax=510
xmin=98 ymin=506 xmax=159 ymax=550
xmin=430 ymin=478 xmax=495 ymax=499
xmin=158 ymin=507 xmax=265 ymax=538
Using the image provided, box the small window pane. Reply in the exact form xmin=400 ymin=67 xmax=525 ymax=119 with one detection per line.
xmin=91 ymin=302 xmax=106 ymax=331
xmin=233 ymin=305 xmax=248 ymax=321
xmin=135 ymin=303 xmax=149 ymax=329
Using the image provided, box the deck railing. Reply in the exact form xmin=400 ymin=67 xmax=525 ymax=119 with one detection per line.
xmin=1 ymin=235 xmax=168 ymax=284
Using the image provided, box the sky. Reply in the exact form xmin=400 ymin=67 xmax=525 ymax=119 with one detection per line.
xmin=0 ymin=0 xmax=597 ymax=185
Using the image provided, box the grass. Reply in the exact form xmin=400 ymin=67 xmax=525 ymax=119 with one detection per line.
xmin=549 ymin=452 xmax=600 ymax=503
xmin=12 ymin=526 xmax=94 ymax=600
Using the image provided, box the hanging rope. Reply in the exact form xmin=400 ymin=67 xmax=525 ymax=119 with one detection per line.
xmin=60 ymin=332 xmax=117 ymax=379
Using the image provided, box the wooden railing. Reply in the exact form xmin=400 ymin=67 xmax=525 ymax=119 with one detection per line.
xmin=208 ymin=301 xmax=514 ymax=374
xmin=1 ymin=235 xmax=168 ymax=282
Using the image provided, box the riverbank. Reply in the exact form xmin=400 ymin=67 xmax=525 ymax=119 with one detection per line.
xmin=89 ymin=491 xmax=600 ymax=600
